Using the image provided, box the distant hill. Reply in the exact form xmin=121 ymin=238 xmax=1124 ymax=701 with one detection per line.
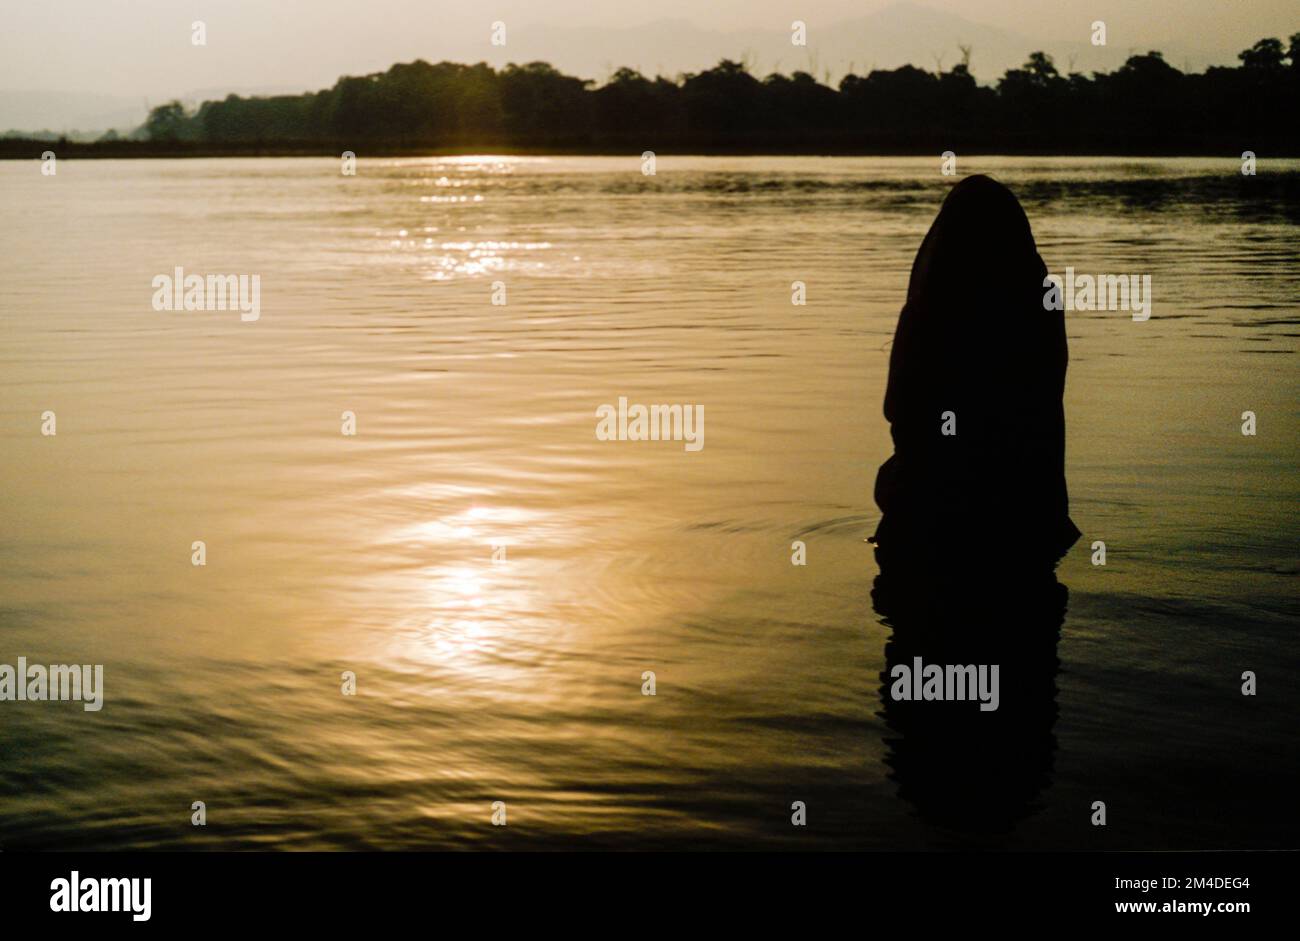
xmin=489 ymin=2 xmax=1220 ymax=84
xmin=0 ymin=90 xmax=146 ymax=139
xmin=0 ymin=1 xmax=1237 ymax=135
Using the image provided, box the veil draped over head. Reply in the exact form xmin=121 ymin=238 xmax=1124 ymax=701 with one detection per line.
xmin=873 ymin=175 xmax=1080 ymax=568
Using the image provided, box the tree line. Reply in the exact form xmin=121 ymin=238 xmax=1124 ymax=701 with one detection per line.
xmin=105 ymin=33 xmax=1300 ymax=155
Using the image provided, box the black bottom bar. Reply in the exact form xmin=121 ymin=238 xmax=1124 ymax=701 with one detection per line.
xmin=2 ymin=850 xmax=1291 ymax=926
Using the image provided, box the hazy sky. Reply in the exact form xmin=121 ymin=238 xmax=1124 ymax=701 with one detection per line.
xmin=3 ymin=0 xmax=1296 ymax=100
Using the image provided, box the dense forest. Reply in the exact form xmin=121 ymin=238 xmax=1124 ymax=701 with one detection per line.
xmin=11 ymin=34 xmax=1300 ymax=156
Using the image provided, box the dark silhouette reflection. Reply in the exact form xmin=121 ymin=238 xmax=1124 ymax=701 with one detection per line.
xmin=870 ymin=175 xmax=1077 ymax=833
xmin=873 ymin=565 xmax=1066 ymax=833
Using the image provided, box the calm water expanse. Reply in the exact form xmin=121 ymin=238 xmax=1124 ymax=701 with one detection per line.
xmin=0 ymin=156 xmax=1296 ymax=850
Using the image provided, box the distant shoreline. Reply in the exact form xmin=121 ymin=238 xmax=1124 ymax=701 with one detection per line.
xmin=4 ymin=140 xmax=1298 ymax=160
xmin=10 ymin=37 xmax=1299 ymax=161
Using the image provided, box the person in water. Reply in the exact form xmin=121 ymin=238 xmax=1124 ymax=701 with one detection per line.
xmin=872 ymin=175 xmax=1080 ymax=570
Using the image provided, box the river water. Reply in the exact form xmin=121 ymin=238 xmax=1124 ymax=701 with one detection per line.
xmin=0 ymin=156 xmax=1295 ymax=849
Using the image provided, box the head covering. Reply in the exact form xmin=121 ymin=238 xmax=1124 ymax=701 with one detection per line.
xmin=873 ymin=175 xmax=1079 ymax=567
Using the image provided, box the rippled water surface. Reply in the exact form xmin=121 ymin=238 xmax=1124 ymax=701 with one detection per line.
xmin=1 ymin=156 xmax=1296 ymax=849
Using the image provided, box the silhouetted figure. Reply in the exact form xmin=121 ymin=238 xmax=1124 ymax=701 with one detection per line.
xmin=873 ymin=566 xmax=1065 ymax=835
xmin=869 ymin=176 xmax=1078 ymax=834
xmin=872 ymin=174 xmax=1080 ymax=571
